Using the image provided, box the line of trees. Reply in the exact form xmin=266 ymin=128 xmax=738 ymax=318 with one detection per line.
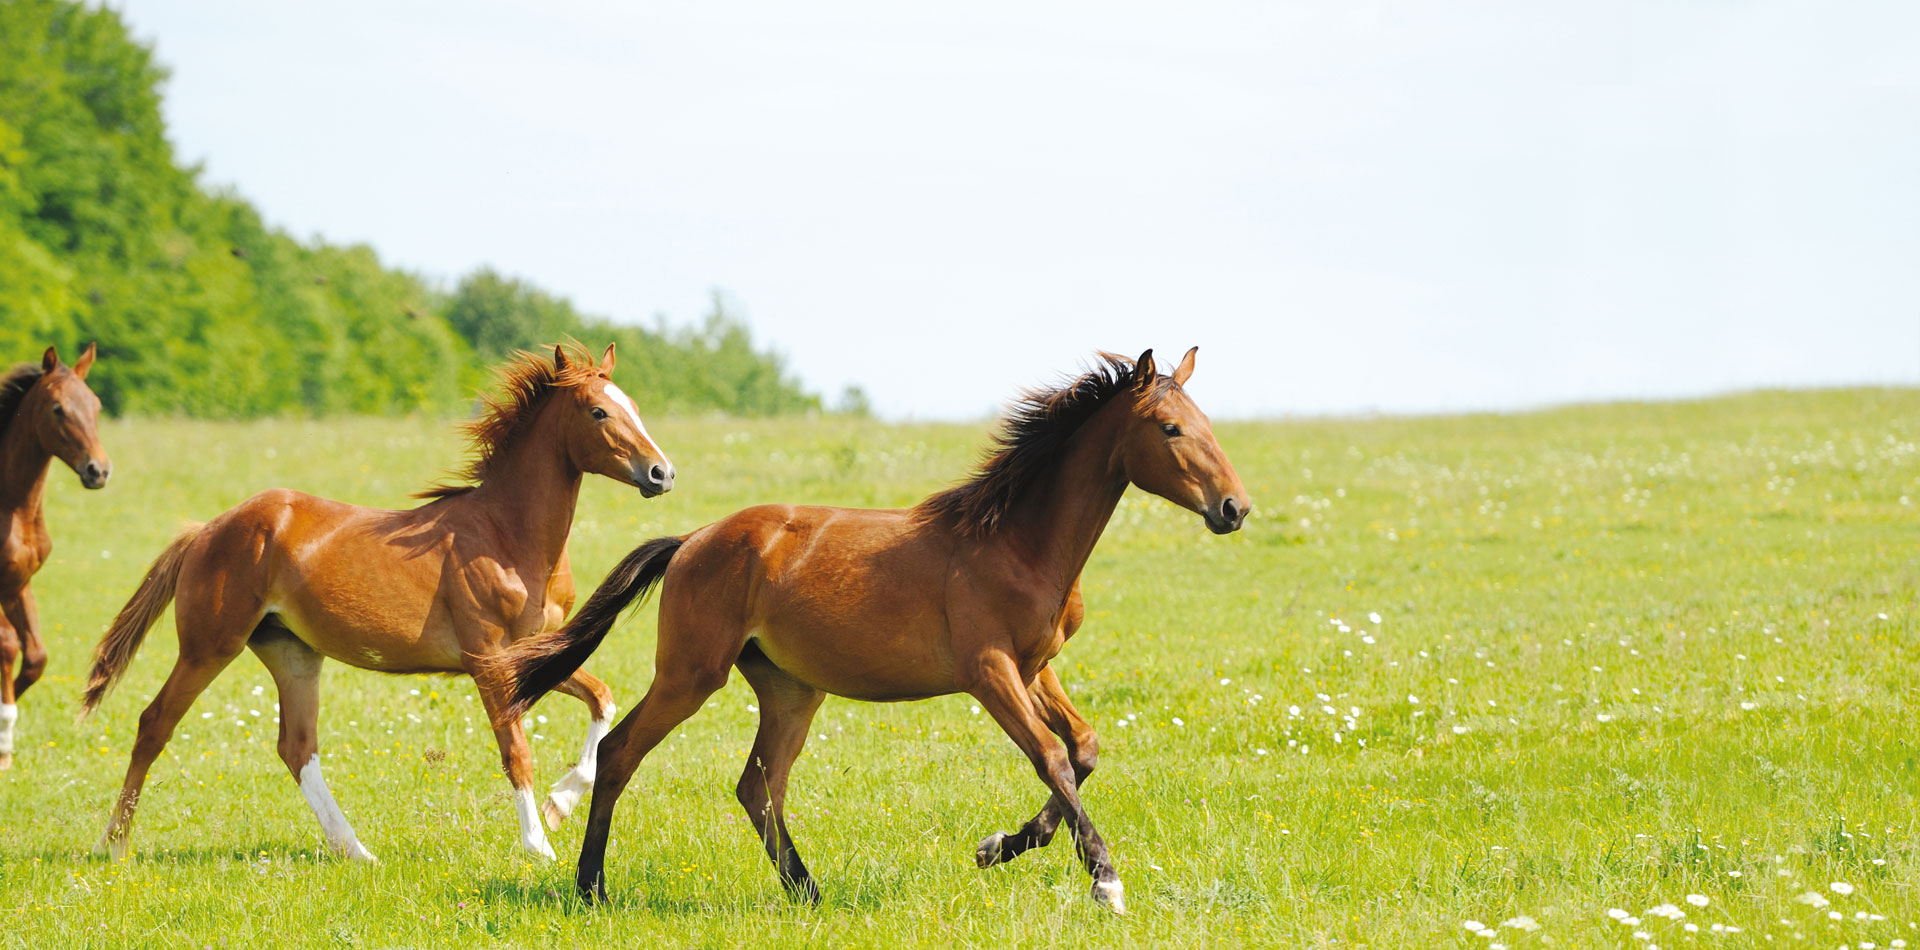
xmin=0 ymin=0 xmax=818 ymax=417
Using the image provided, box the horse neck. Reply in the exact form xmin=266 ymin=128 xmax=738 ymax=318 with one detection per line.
xmin=461 ymin=406 xmax=582 ymax=567
xmin=0 ymin=401 xmax=51 ymax=516
xmin=994 ymin=409 xmax=1130 ymax=595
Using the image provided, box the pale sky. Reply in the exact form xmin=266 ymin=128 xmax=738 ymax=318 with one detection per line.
xmin=118 ymin=0 xmax=1919 ymax=419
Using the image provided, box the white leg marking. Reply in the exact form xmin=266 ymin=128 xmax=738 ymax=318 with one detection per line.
xmin=0 ymin=702 xmax=17 ymax=756
xmin=297 ymin=755 xmax=375 ymax=861
xmin=515 ymin=787 xmax=557 ymax=860
xmin=543 ymin=712 xmax=612 ymax=830
xmin=604 ymin=383 xmax=670 ymax=464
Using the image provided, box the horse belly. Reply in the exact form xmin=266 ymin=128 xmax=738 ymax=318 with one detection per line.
xmin=751 ymin=617 xmax=957 ymax=702
xmin=272 ymin=570 xmax=460 ymax=674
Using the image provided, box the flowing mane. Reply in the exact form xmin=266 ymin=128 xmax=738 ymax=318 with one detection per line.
xmin=916 ymin=352 xmax=1172 ymax=539
xmin=0 ymin=363 xmax=46 ymax=443
xmin=416 ymin=345 xmax=602 ymax=499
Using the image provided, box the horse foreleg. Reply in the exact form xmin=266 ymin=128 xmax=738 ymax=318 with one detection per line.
xmin=4 ymin=588 xmax=45 ymax=701
xmin=0 ymin=609 xmax=17 ymax=771
xmin=975 ymin=664 xmax=1099 ymax=868
xmin=540 ymin=669 xmax=616 ymax=831
xmin=475 ymin=682 xmax=557 ymax=861
xmin=967 ymin=653 xmax=1125 ymax=914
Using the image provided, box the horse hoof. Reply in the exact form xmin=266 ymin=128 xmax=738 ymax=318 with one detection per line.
xmin=974 ymin=831 xmax=1007 ymax=868
xmin=96 ymin=834 xmax=130 ymax=862
xmin=540 ymin=797 xmax=566 ymax=832
xmin=1091 ymin=879 xmax=1127 ymax=915
xmin=0 ymin=752 xmax=12 ymax=771
xmin=785 ymin=877 xmax=822 ymax=905
xmin=523 ymin=838 xmax=558 ymax=862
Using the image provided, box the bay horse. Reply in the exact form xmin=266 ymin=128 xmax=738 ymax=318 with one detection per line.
xmin=483 ymin=347 xmax=1251 ymax=914
xmin=81 ymin=344 xmax=673 ymax=862
xmin=0 ymin=344 xmax=112 ymax=771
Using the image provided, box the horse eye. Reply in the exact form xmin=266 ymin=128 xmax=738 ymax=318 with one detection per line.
xmin=1160 ymin=423 xmax=1181 ymax=437
xmin=51 ymin=403 xmax=65 ymax=416
xmin=590 ymin=407 xmax=608 ymax=421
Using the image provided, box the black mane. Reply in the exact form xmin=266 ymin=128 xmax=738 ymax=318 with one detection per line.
xmin=916 ymin=353 xmax=1171 ymax=539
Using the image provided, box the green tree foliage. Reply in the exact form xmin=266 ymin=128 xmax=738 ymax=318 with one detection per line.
xmin=0 ymin=0 xmax=814 ymax=417
xmin=445 ymin=274 xmax=816 ymax=415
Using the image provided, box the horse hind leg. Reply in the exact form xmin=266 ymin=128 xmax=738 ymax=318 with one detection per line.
xmin=576 ymin=661 xmax=731 ymax=901
xmin=735 ymin=649 xmax=826 ymax=903
xmin=539 ymin=668 xmax=616 ymax=831
xmin=97 ymin=610 xmax=252 ymax=860
xmin=250 ymin=618 xmax=373 ymax=861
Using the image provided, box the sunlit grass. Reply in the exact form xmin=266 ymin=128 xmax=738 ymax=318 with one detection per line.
xmin=2 ymin=388 xmax=1916 ymax=947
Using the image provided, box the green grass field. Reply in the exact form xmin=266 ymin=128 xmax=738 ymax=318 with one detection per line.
xmin=2 ymin=388 xmax=1916 ymax=948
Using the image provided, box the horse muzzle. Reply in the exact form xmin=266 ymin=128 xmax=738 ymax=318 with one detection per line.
xmin=79 ymin=459 xmax=111 ymax=490
xmin=1204 ymin=495 xmax=1248 ymax=534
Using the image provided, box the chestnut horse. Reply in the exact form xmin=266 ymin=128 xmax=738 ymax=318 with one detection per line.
xmin=485 ymin=347 xmax=1251 ymax=913
xmin=0 ymin=344 xmax=112 ymax=770
xmin=81 ymin=344 xmax=673 ymax=862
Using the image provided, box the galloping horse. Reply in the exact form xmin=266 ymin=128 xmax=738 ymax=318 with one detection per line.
xmin=82 ymin=344 xmax=673 ymax=862
xmin=0 ymin=344 xmax=112 ymax=770
xmin=485 ymin=347 xmax=1251 ymax=913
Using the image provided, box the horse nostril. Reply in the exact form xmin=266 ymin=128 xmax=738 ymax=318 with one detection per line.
xmin=648 ymin=464 xmax=668 ymax=485
xmin=1221 ymin=497 xmax=1239 ymax=523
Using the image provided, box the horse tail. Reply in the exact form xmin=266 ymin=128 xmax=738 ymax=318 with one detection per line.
xmin=482 ymin=535 xmax=685 ymax=726
xmin=80 ymin=523 xmax=205 ymax=716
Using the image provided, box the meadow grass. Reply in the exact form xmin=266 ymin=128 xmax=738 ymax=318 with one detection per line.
xmin=1 ymin=388 xmax=1915 ymax=948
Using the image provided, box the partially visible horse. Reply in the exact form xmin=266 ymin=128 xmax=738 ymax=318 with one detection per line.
xmin=0 ymin=344 xmax=112 ymax=770
xmin=486 ymin=347 xmax=1251 ymax=913
xmin=83 ymin=344 xmax=672 ymax=862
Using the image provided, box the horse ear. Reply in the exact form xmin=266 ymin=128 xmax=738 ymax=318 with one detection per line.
xmin=553 ymin=345 xmax=570 ymax=371
xmin=599 ymin=342 xmax=616 ymax=374
xmin=1133 ymin=348 xmax=1156 ymax=388
xmin=1170 ymin=346 xmax=1196 ymax=386
xmin=73 ymin=341 xmax=97 ymax=379
xmin=42 ymin=346 xmax=61 ymax=373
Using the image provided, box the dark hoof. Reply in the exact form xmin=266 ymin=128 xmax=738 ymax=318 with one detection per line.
xmin=576 ymin=877 xmax=608 ymax=904
xmin=784 ymin=876 xmax=822 ymax=905
xmin=974 ymin=831 xmax=1008 ymax=868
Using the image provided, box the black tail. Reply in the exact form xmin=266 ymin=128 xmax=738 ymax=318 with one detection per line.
xmin=481 ymin=536 xmax=684 ymax=726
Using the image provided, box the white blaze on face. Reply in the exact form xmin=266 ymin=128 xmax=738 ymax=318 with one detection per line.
xmin=603 ymin=383 xmax=666 ymax=461
xmin=0 ymin=702 xmax=17 ymax=755
xmin=297 ymin=754 xmax=375 ymax=861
